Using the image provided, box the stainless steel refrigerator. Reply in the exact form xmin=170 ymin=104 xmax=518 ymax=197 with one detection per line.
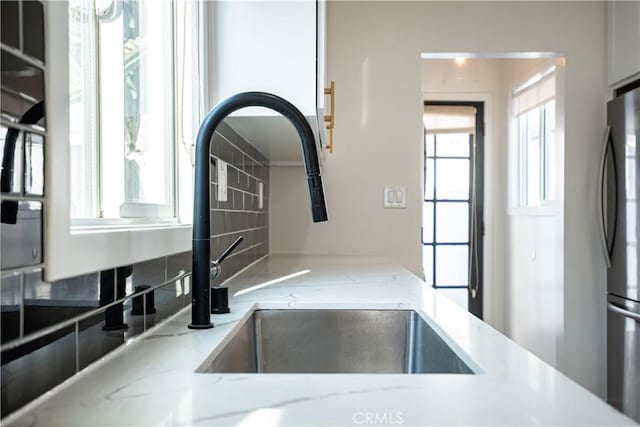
xmin=601 ymin=84 xmax=640 ymax=422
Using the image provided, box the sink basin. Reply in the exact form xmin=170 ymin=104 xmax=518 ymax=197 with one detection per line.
xmin=197 ymin=310 xmax=476 ymax=374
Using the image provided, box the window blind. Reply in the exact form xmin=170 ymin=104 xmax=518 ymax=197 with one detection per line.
xmin=423 ymin=105 xmax=476 ymax=135
xmin=514 ymin=74 xmax=555 ymax=115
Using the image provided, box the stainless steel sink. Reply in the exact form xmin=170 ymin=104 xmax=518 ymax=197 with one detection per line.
xmin=197 ymin=310 xmax=475 ymax=374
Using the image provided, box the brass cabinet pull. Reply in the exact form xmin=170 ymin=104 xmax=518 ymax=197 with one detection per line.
xmin=323 ymin=81 xmax=335 ymax=153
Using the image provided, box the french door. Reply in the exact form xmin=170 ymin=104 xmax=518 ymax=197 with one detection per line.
xmin=423 ymin=102 xmax=484 ymax=319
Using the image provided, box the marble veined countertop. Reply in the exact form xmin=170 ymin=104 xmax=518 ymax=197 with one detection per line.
xmin=3 ymin=255 xmax=636 ymax=426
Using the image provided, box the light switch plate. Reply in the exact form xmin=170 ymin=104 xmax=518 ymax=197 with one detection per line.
xmin=384 ymin=185 xmax=406 ymax=208
xmin=218 ymin=160 xmax=228 ymax=202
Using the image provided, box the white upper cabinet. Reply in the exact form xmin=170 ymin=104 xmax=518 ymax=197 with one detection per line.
xmin=208 ymin=1 xmax=328 ymax=163
xmin=316 ymin=0 xmax=329 ymax=154
xmin=608 ymin=1 xmax=640 ymax=86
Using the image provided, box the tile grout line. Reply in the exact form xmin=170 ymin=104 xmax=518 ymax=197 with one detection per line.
xmin=210 ymin=181 xmax=260 ymax=198
xmin=225 ymin=242 xmax=264 ymax=259
xmin=210 ymin=154 xmax=265 ymax=184
xmin=210 ymin=208 xmax=265 ymax=214
xmin=214 ymin=130 xmax=266 ymax=168
xmin=211 ymin=226 xmax=266 ymax=239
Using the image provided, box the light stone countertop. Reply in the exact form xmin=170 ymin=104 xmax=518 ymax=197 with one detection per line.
xmin=3 ymin=255 xmax=636 ymax=426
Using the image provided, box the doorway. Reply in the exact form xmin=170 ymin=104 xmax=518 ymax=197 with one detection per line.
xmin=423 ymin=101 xmax=484 ymax=319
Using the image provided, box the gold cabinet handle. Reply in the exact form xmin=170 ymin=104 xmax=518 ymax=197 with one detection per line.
xmin=323 ymin=81 xmax=335 ymax=153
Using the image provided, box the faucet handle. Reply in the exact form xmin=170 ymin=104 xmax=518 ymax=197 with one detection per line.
xmin=210 ymin=236 xmax=244 ymax=280
xmin=215 ymin=236 xmax=244 ymax=265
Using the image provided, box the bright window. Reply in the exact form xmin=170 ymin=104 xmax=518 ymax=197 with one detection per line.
xmin=513 ymin=68 xmax=556 ymax=207
xmin=68 ymin=0 xmax=201 ymax=224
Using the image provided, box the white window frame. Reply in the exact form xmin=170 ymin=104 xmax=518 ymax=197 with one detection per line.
xmin=509 ymin=65 xmax=557 ymax=213
xmin=44 ymin=1 xmax=207 ymax=281
xmin=516 ymin=100 xmax=555 ymax=207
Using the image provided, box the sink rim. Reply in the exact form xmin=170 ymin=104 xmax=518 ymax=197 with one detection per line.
xmin=195 ymin=307 xmax=485 ymax=375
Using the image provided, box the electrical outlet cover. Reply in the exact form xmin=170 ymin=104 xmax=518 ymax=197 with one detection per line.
xmin=384 ymin=185 xmax=406 ymax=208
xmin=218 ymin=160 xmax=228 ymax=202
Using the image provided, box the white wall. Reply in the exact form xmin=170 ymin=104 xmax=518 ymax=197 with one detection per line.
xmin=503 ymin=58 xmax=566 ymax=370
xmin=270 ymin=1 xmax=608 ymax=395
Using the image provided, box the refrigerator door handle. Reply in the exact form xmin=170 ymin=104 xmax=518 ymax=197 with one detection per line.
xmin=598 ymin=126 xmax=618 ymax=268
xmin=608 ymin=302 xmax=640 ymax=322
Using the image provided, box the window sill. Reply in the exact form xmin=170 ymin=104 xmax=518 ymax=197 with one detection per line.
xmin=45 ymin=223 xmax=193 ymax=282
xmin=70 ymin=219 xmax=186 ymax=233
xmin=507 ymin=203 xmax=560 ymax=217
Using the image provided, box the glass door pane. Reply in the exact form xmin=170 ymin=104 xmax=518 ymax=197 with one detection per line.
xmin=435 ymin=159 xmax=469 ymax=199
xmin=436 ymin=202 xmax=469 ymax=243
xmin=422 ymin=202 xmax=434 ymax=243
xmin=425 ymin=158 xmax=434 ymax=200
xmin=435 ymin=133 xmax=469 ymax=157
xmin=435 ymin=246 xmax=469 ymax=286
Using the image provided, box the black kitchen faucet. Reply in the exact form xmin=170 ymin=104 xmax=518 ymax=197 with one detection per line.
xmin=189 ymin=92 xmax=328 ymax=329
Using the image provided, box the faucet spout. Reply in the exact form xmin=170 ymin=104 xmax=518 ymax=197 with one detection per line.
xmin=189 ymin=92 xmax=328 ymax=329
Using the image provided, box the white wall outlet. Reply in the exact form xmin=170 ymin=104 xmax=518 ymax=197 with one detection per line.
xmin=384 ymin=185 xmax=406 ymax=208
xmin=217 ymin=160 xmax=228 ymax=202
xmin=258 ymin=182 xmax=264 ymax=209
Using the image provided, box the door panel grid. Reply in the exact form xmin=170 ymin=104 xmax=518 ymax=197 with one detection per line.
xmin=423 ymin=133 xmax=472 ymax=289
